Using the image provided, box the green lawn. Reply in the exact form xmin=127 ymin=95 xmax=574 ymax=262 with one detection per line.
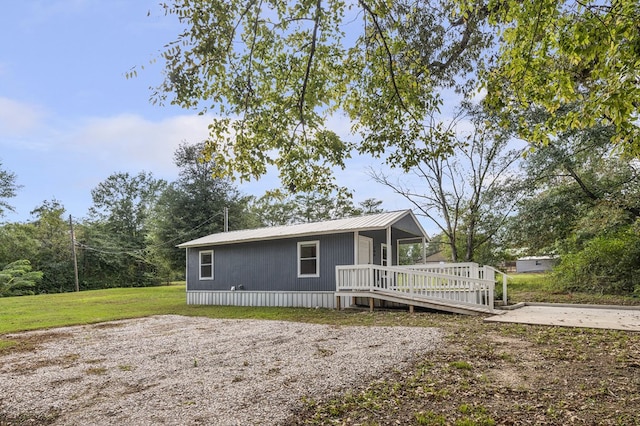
xmin=0 ymin=284 xmax=427 ymax=335
xmin=0 ymin=284 xmax=187 ymax=334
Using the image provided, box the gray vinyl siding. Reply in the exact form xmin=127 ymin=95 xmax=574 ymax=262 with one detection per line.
xmin=393 ymin=214 xmax=426 ymax=237
xmin=187 ymin=233 xmax=354 ymax=292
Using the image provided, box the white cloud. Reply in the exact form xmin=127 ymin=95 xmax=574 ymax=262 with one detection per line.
xmin=0 ymin=97 xmax=48 ymax=137
xmin=65 ymin=113 xmax=212 ymax=176
xmin=469 ymin=87 xmax=487 ymax=105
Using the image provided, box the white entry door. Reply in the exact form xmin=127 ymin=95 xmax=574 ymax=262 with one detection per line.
xmin=357 ymin=236 xmax=373 ymax=265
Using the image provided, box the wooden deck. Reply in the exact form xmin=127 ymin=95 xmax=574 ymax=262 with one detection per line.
xmin=335 ymin=263 xmax=501 ymax=315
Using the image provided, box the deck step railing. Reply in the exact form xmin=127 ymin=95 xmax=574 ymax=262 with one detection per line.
xmin=336 ymin=264 xmax=495 ymax=311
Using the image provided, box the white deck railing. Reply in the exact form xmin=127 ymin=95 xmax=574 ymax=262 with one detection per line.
xmin=404 ymin=262 xmax=495 ymax=281
xmin=336 ymin=263 xmax=495 ymax=311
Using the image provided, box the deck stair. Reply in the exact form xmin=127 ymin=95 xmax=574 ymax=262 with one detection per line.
xmin=335 ymin=263 xmax=502 ymax=316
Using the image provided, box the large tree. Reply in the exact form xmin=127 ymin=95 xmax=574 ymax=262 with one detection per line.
xmin=0 ymin=200 xmax=78 ymax=294
xmin=150 ymin=142 xmax=257 ymax=273
xmin=504 ymin=117 xmax=640 ymax=294
xmin=84 ymin=172 xmax=167 ymax=287
xmin=29 ymin=200 xmax=76 ymax=293
xmin=508 ymin=123 xmax=640 ymax=255
xmin=371 ymin=106 xmax=525 ymax=262
xmin=0 ymin=223 xmax=38 ymax=268
xmin=144 ymin=0 xmax=638 ymax=196
xmin=89 ymin=171 xmax=166 ymax=241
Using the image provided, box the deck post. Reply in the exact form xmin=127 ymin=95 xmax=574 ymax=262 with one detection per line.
xmin=369 ymin=297 xmax=374 ymax=312
xmin=336 ymin=295 xmax=341 ymax=310
xmin=409 ymin=304 xmax=414 ymax=314
xmin=503 ymin=273 xmax=508 ymax=305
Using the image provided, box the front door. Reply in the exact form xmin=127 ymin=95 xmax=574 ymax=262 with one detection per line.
xmin=357 ymin=236 xmax=373 ymax=265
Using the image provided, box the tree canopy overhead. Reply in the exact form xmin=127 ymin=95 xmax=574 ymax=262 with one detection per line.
xmin=152 ymin=0 xmax=491 ymax=192
xmin=150 ymin=0 xmax=639 ymax=193
xmin=483 ymin=0 xmax=640 ymax=156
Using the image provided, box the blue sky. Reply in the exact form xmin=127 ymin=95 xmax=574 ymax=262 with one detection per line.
xmin=0 ymin=0 xmax=436 ymax=230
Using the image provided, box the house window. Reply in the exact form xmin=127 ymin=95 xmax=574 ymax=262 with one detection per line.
xmin=199 ymin=250 xmax=214 ymax=280
xmin=298 ymin=241 xmax=319 ymax=277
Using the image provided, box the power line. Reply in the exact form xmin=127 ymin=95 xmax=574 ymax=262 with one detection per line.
xmin=154 ymin=211 xmax=225 ymax=248
xmin=69 ymin=210 xmax=227 ymax=255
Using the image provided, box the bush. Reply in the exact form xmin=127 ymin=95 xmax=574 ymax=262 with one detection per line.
xmin=554 ymin=227 xmax=640 ymax=295
xmin=0 ymin=260 xmax=44 ymax=297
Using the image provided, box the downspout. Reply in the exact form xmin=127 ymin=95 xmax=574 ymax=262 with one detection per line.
xmin=185 ymin=247 xmax=189 ymax=292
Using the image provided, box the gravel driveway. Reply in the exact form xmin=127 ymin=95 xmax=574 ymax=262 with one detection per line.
xmin=0 ymin=315 xmax=441 ymax=425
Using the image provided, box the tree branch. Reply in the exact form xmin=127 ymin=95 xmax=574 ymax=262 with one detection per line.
xmin=299 ymin=0 xmax=323 ymax=126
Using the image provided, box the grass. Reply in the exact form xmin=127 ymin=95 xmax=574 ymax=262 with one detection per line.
xmin=0 ymin=283 xmax=448 ymax=335
xmin=0 ymin=284 xmax=189 ymax=334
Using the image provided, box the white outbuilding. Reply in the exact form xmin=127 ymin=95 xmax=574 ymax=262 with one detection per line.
xmin=515 ymin=256 xmax=557 ymax=273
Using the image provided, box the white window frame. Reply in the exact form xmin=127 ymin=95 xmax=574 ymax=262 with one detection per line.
xmin=297 ymin=240 xmax=320 ymax=278
xmin=199 ymin=250 xmax=214 ymax=280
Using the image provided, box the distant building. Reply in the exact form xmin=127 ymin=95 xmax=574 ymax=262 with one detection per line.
xmin=424 ymin=251 xmax=448 ymax=263
xmin=515 ymin=256 xmax=557 ymax=273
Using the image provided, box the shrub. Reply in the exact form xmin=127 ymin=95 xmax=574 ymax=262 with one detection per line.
xmin=554 ymin=226 xmax=640 ymax=295
xmin=0 ymin=260 xmax=44 ymax=297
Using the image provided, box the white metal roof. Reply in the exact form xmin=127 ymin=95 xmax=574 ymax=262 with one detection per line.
xmin=177 ymin=209 xmax=427 ymax=248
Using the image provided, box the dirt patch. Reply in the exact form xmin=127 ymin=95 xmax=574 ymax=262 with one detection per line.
xmin=0 ymin=315 xmax=441 ymax=425
xmin=293 ymin=316 xmax=640 ymax=425
xmin=0 ymin=331 xmax=73 ymax=357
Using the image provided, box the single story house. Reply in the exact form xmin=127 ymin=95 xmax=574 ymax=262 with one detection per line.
xmin=177 ymin=210 xmax=429 ymax=308
xmin=515 ymin=256 xmax=557 ymax=273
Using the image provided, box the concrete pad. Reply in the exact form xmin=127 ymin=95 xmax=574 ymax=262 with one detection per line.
xmin=484 ymin=303 xmax=640 ymax=331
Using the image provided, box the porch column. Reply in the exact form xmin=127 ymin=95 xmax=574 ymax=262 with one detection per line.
xmin=422 ymin=237 xmax=427 ymax=264
xmin=353 ymin=231 xmax=359 ymax=265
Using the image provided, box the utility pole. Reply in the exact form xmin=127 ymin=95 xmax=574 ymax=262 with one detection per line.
xmin=69 ymin=215 xmax=80 ymax=292
xmin=224 ymin=207 xmax=229 ymax=232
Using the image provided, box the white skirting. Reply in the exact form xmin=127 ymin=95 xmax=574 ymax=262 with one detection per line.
xmin=187 ymin=290 xmax=337 ymax=309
